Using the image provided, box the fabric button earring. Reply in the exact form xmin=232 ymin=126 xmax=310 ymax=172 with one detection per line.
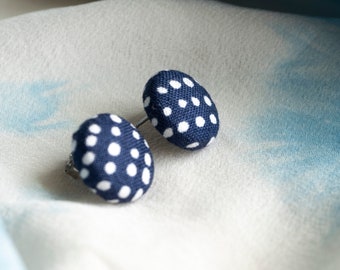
xmin=143 ymin=70 xmax=219 ymax=150
xmin=66 ymin=114 xmax=154 ymax=203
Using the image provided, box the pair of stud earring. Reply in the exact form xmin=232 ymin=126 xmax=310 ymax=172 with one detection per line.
xmin=65 ymin=70 xmax=219 ymax=204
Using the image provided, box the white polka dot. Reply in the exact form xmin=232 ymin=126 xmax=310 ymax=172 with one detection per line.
xmin=178 ymin=121 xmax=189 ymax=133
xmin=107 ymin=199 xmax=120 ymax=204
xmin=144 ymin=139 xmax=150 ymax=148
xmin=132 ymin=130 xmax=140 ymax=140
xmin=104 ymin=162 xmax=116 ymax=175
xmin=118 ymin=185 xmax=131 ymax=199
xmin=207 ymin=137 xmax=215 ymax=146
xmin=163 ymin=107 xmax=172 ymax=117
xmin=89 ymin=124 xmax=101 ymax=134
xmin=191 ymin=97 xmax=200 ymax=106
xmin=111 ymin=126 xmax=121 ymax=136
xmin=132 ymin=189 xmax=144 ymax=202
xmin=110 ymin=114 xmax=122 ymax=123
xmin=210 ymin=114 xmax=217 ymax=124
xmin=178 ymin=99 xmax=187 ymax=108
xmin=126 ymin=163 xmax=137 ymax=177
xmin=82 ymin=152 xmax=95 ymax=165
xmin=108 ymin=142 xmax=121 ymax=156
xmin=186 ymin=142 xmax=200 ymax=148
xmin=130 ymin=148 xmax=139 ymax=159
xmin=144 ymin=153 xmax=152 ymax=166
xmin=163 ymin=128 xmax=173 ymax=138
xmin=204 ymin=96 xmax=212 ymax=106
xmin=157 ymin=87 xmax=168 ymax=94
xmin=195 ymin=116 xmax=205 ymax=127
xmin=151 ymin=118 xmax=158 ymax=127
xmin=71 ymin=140 xmax=77 ymax=151
xmin=96 ymin=180 xmax=111 ymax=191
xmin=80 ymin=168 xmax=89 ymax=179
xmin=169 ymin=80 xmax=181 ymax=89
xmin=85 ymin=135 xmax=97 ymax=147
xmin=183 ymin=77 xmax=194 ymax=87
xmin=143 ymin=96 xmax=150 ymax=107
xmin=142 ymin=168 xmax=151 ymax=185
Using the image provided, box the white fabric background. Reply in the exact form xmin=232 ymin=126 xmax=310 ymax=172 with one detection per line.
xmin=0 ymin=0 xmax=93 ymax=19
xmin=0 ymin=1 xmax=339 ymax=269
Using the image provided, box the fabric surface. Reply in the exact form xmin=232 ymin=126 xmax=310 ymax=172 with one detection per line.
xmin=0 ymin=0 xmax=339 ymax=269
xmin=72 ymin=113 xmax=154 ymax=203
xmin=143 ymin=70 xmax=219 ymax=150
xmin=0 ymin=0 xmax=94 ymax=20
xmin=0 ymin=219 xmax=26 ymax=270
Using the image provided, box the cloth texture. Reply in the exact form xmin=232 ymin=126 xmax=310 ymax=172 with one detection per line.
xmin=143 ymin=70 xmax=219 ymax=150
xmin=0 ymin=0 xmax=339 ymax=269
xmin=72 ymin=113 xmax=154 ymax=203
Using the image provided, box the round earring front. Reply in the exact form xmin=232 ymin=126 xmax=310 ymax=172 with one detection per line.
xmin=143 ymin=70 xmax=219 ymax=150
xmin=71 ymin=113 xmax=154 ymax=203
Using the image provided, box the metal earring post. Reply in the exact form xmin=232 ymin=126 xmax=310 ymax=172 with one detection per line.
xmin=135 ymin=115 xmax=149 ymax=128
xmin=65 ymin=154 xmax=80 ymax=179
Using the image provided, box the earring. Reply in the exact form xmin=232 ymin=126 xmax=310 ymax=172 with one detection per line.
xmin=65 ymin=70 xmax=219 ymax=204
xmin=143 ymin=70 xmax=219 ymax=150
xmin=66 ymin=114 xmax=154 ymax=204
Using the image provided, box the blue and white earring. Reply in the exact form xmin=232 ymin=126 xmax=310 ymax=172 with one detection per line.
xmin=65 ymin=114 xmax=154 ymax=204
xmin=143 ymin=70 xmax=219 ymax=150
xmin=65 ymin=70 xmax=219 ymax=204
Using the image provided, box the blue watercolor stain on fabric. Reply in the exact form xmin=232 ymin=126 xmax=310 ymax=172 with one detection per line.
xmin=0 ymin=218 xmax=26 ymax=270
xmin=243 ymin=19 xmax=340 ymax=210
xmin=0 ymin=81 xmax=68 ymax=134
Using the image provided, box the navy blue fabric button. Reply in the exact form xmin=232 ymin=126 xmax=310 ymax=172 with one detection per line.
xmin=72 ymin=114 xmax=154 ymax=203
xmin=143 ymin=70 xmax=219 ymax=150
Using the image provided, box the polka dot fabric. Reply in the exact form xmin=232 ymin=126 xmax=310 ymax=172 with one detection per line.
xmin=143 ymin=70 xmax=219 ymax=150
xmin=72 ymin=114 xmax=154 ymax=203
